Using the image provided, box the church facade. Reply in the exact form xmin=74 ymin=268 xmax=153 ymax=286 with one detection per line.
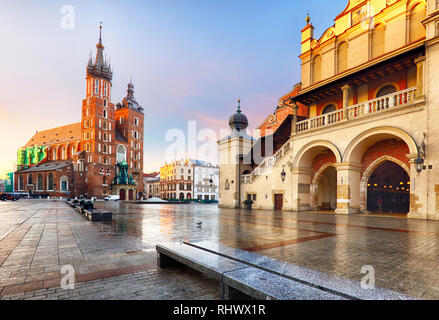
xmin=219 ymin=0 xmax=439 ymax=220
xmin=14 ymin=26 xmax=144 ymax=200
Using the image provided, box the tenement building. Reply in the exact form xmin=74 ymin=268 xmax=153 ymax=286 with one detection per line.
xmin=160 ymin=160 xmax=194 ymax=200
xmin=143 ymin=172 xmax=160 ymax=199
xmin=193 ymin=161 xmax=219 ymax=201
xmin=219 ymin=0 xmax=439 ymax=220
xmin=14 ymin=26 xmax=145 ymax=200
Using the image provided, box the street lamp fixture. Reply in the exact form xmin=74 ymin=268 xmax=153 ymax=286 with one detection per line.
xmin=415 ymin=133 xmax=427 ymax=174
xmin=281 ymin=166 xmax=286 ymax=183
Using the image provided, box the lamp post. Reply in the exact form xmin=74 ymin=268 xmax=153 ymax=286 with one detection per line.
xmin=281 ymin=166 xmax=286 ymax=183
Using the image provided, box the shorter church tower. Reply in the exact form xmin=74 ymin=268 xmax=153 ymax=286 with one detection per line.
xmin=113 ymin=80 xmax=145 ymax=199
xmin=218 ymin=100 xmax=253 ymax=208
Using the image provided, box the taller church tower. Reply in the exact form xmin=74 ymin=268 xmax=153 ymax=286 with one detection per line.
xmin=81 ymin=25 xmax=117 ymax=197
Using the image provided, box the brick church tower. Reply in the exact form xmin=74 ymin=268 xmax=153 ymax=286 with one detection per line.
xmin=81 ymin=25 xmax=117 ymax=197
xmin=14 ymin=25 xmax=145 ymax=200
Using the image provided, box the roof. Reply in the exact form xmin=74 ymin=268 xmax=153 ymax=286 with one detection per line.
xmin=17 ymin=161 xmax=73 ymax=173
xmin=24 ymin=123 xmax=81 ymax=148
xmin=115 ymin=127 xmax=128 ymax=143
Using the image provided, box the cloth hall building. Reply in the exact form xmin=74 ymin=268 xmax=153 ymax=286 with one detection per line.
xmin=219 ymin=0 xmax=439 ymax=220
xmin=14 ymin=27 xmax=145 ymax=200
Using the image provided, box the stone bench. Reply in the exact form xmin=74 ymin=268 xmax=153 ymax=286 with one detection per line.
xmin=83 ymin=209 xmax=112 ymax=222
xmin=156 ymin=243 xmax=345 ymax=300
xmin=185 ymin=240 xmax=415 ymax=300
xmin=65 ymin=202 xmax=112 ymax=222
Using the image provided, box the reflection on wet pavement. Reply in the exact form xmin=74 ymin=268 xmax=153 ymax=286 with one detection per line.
xmin=1 ymin=200 xmax=439 ymax=299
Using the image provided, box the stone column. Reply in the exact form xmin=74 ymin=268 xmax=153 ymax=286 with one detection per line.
xmin=335 ymin=163 xmax=362 ymax=214
xmin=291 ymin=168 xmax=312 ymax=212
xmin=414 ymin=55 xmax=426 ymax=99
xmin=341 ymin=85 xmax=352 ymax=120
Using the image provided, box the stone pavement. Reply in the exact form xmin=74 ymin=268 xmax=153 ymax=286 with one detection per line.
xmin=1 ymin=200 xmax=439 ymax=299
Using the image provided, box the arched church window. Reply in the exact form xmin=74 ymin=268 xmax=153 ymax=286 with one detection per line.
xmin=103 ymin=120 xmax=107 ymax=130
xmin=37 ymin=174 xmax=43 ymax=191
xmin=103 ymin=109 xmax=107 ymax=118
xmin=322 ymin=104 xmax=337 ymax=114
xmin=27 ymin=175 xmax=32 ymax=185
xmin=376 ymin=85 xmax=396 ymax=98
xmin=18 ymin=176 xmax=23 ymax=191
xmin=48 ymin=174 xmax=54 ymax=191
xmin=116 ymin=145 xmax=126 ymax=163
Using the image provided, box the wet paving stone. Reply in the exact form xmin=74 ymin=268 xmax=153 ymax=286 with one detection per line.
xmin=0 ymin=200 xmax=439 ymax=299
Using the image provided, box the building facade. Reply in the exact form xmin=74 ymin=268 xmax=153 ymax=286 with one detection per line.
xmin=14 ymin=26 xmax=145 ymax=200
xmin=193 ymin=161 xmax=219 ymax=201
xmin=144 ymin=172 xmax=160 ymax=199
xmin=219 ymin=0 xmax=439 ymax=220
xmin=160 ymin=160 xmax=194 ymax=200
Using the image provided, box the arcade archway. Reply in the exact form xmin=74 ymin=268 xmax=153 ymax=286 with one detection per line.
xmin=316 ymin=166 xmax=337 ymax=211
xmin=366 ymin=161 xmax=410 ymax=214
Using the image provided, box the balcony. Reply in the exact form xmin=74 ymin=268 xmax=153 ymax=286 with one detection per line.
xmin=296 ymin=87 xmax=418 ymax=134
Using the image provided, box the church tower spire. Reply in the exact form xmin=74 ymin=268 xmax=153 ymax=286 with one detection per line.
xmin=86 ymin=23 xmax=113 ymax=83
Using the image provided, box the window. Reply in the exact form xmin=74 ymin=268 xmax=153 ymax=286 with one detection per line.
xmin=134 ymin=117 xmax=138 ymax=126
xmin=95 ymin=79 xmax=99 ymax=94
xmin=103 ymin=109 xmax=107 ymax=118
xmin=18 ymin=176 xmax=23 ymax=191
xmin=27 ymin=175 xmax=32 ymax=185
xmin=48 ymin=173 xmax=54 ymax=191
xmin=225 ymin=180 xmax=230 ymax=190
xmin=60 ymin=176 xmax=68 ymax=192
xmin=312 ymin=55 xmax=322 ymax=83
xmin=37 ymin=174 xmax=43 ymax=191
xmin=103 ymin=120 xmax=107 ymax=130
xmin=337 ymin=42 xmax=348 ymax=73
xmin=116 ymin=145 xmax=126 ymax=163
xmin=376 ymin=85 xmax=396 ymax=98
xmin=103 ymin=132 xmax=108 ymax=142
xmin=104 ymin=82 xmax=108 ymax=96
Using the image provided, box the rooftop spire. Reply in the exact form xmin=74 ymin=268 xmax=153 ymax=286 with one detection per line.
xmin=237 ymin=99 xmax=241 ymax=113
xmin=95 ymin=23 xmax=105 ymax=66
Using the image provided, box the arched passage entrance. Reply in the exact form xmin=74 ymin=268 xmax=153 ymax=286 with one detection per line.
xmin=315 ymin=166 xmax=337 ymax=211
xmin=128 ymin=189 xmax=134 ymax=201
xmin=294 ymin=141 xmax=341 ymax=212
xmin=366 ymin=160 xmax=410 ymax=214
